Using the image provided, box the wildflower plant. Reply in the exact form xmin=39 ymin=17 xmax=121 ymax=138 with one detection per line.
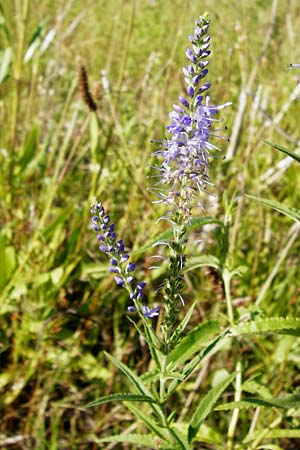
xmin=87 ymin=14 xmax=300 ymax=450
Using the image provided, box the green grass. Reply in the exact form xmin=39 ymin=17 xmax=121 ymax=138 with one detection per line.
xmin=1 ymin=0 xmax=300 ymax=448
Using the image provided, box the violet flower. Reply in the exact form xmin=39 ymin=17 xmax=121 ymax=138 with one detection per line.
xmin=153 ymin=14 xmax=231 ymax=217
xmin=90 ymin=200 xmax=158 ymax=319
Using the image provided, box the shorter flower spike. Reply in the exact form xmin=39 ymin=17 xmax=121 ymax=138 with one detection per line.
xmin=90 ymin=200 xmax=155 ymax=317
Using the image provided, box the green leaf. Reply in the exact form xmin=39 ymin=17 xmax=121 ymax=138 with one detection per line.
xmin=18 ymin=127 xmax=38 ymax=171
xmin=244 ymin=428 xmax=300 ymax=444
xmin=126 ymin=403 xmax=171 ymax=442
xmin=86 ymin=393 xmax=156 ymax=408
xmin=168 ymin=321 xmax=221 ymax=369
xmin=170 ymin=301 xmax=197 ymax=345
xmin=168 ymin=334 xmax=225 ymax=395
xmin=264 ymin=139 xmax=300 ymax=164
xmin=230 ymin=317 xmax=300 ymax=337
xmin=96 ymin=433 xmax=156 ymax=447
xmin=104 ymin=352 xmax=153 ymax=398
xmin=215 ymin=392 xmax=300 ymax=411
xmin=169 ymin=426 xmax=192 ymax=450
xmin=246 ymin=195 xmax=300 ymax=222
xmin=188 ymin=372 xmax=236 ymax=443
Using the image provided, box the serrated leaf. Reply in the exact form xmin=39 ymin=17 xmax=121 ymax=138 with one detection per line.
xmin=167 ymin=334 xmax=225 ymax=395
xmin=242 ymin=379 xmax=271 ymax=399
xmin=104 ymin=352 xmax=152 ymax=398
xmin=230 ymin=317 xmax=300 ymax=337
xmin=246 ymin=195 xmax=300 ymax=222
xmin=246 ymin=429 xmax=300 ymax=445
xmin=188 ymin=372 xmax=236 ymax=443
xmin=86 ymin=393 xmax=156 ymax=408
xmin=215 ymin=393 xmax=300 ymax=411
xmin=168 ymin=321 xmax=221 ymax=369
xmin=96 ymin=433 xmax=156 ymax=447
xmin=264 ymin=139 xmax=300 ymax=164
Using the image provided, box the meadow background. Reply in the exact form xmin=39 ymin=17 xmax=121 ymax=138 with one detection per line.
xmin=1 ymin=0 xmax=300 ymax=448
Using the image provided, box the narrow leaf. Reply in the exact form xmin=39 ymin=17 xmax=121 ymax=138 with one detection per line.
xmin=246 ymin=195 xmax=300 ymax=222
xmin=126 ymin=403 xmax=171 ymax=442
xmin=230 ymin=317 xmax=300 ymax=337
xmin=188 ymin=372 xmax=236 ymax=442
xmin=168 ymin=321 xmax=221 ymax=369
xmin=215 ymin=393 xmax=300 ymax=411
xmin=170 ymin=302 xmax=197 ymax=345
xmin=86 ymin=393 xmax=156 ymax=408
xmin=264 ymin=139 xmax=300 ymax=164
xmin=104 ymin=352 xmax=152 ymax=398
xmin=96 ymin=433 xmax=156 ymax=447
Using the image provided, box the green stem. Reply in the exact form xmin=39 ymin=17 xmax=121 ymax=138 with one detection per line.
xmin=223 ymin=268 xmax=234 ymax=326
xmin=223 ymin=267 xmax=242 ymax=450
xmin=227 ymin=358 xmax=242 ymax=450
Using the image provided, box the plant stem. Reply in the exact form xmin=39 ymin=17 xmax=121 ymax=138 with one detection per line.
xmin=227 ymin=358 xmax=242 ymax=450
xmin=223 ymin=268 xmax=234 ymax=326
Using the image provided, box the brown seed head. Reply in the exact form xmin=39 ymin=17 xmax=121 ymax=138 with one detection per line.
xmin=78 ymin=63 xmax=97 ymax=112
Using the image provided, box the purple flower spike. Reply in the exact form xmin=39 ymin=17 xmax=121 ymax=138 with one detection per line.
xmin=152 ymin=14 xmax=231 ymax=215
xmin=127 ymin=306 xmax=136 ymax=313
xmin=90 ymin=200 xmax=146 ymax=312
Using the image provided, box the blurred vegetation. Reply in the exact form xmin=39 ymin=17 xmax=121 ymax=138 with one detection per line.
xmin=0 ymin=0 xmax=300 ymax=448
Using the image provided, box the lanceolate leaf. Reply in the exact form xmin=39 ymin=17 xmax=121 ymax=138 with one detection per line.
xmin=168 ymin=334 xmax=226 ymax=395
xmin=104 ymin=352 xmax=152 ymax=397
xmin=215 ymin=392 xmax=300 ymax=411
xmin=126 ymin=403 xmax=171 ymax=442
xmin=264 ymin=139 xmax=300 ymax=164
xmin=230 ymin=317 xmax=300 ymax=337
xmin=96 ymin=433 xmax=156 ymax=447
xmin=168 ymin=321 xmax=221 ymax=369
xmin=246 ymin=195 xmax=300 ymax=222
xmin=245 ymin=428 xmax=300 ymax=442
xmin=188 ymin=373 xmax=236 ymax=443
xmin=86 ymin=393 xmax=157 ymax=408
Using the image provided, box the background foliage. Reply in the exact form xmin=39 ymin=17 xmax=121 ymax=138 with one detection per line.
xmin=1 ymin=0 xmax=300 ymax=448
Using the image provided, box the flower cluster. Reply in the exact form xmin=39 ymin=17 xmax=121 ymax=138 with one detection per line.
xmin=90 ymin=200 xmax=159 ymax=318
xmin=153 ymin=14 xmax=231 ymax=216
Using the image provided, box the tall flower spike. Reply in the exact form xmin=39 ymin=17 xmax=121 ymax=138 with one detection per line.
xmin=152 ymin=14 xmax=231 ymax=218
